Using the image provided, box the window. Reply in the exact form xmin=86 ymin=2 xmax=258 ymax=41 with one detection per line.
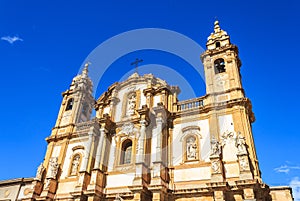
xmin=70 ymin=154 xmax=80 ymax=176
xmin=66 ymin=98 xmax=74 ymax=111
xmin=216 ymin=41 xmax=221 ymax=48
xmin=214 ymin=58 xmax=226 ymax=74
xmin=186 ymin=136 xmax=198 ymax=161
xmin=120 ymin=139 xmax=132 ymax=165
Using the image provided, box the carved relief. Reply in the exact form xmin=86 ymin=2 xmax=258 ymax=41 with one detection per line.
xmin=211 ymin=161 xmax=221 ymax=173
xmin=47 ymin=157 xmax=59 ymax=179
xmin=236 ymin=132 xmax=247 ymax=154
xmin=126 ymin=93 xmax=136 ymax=116
xmin=119 ymin=122 xmax=138 ymax=138
xmin=239 ymin=157 xmax=250 ymax=171
xmin=221 ymin=130 xmax=237 ymax=146
xmin=210 ymin=138 xmax=221 ymax=156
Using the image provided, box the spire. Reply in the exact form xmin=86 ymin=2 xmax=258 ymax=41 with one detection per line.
xmin=214 ymin=20 xmax=221 ymax=33
xmin=82 ymin=62 xmax=90 ymax=78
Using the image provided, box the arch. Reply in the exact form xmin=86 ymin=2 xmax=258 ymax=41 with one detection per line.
xmin=120 ymin=139 xmax=133 ymax=165
xmin=180 ymin=126 xmax=202 ymax=162
xmin=66 ymin=98 xmax=74 ymax=111
xmin=214 ymin=58 xmax=226 ymax=74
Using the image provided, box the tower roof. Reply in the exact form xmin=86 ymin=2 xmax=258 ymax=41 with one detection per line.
xmin=207 ymin=20 xmax=229 ymax=41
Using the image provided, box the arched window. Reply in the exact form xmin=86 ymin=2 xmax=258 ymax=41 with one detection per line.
xmin=69 ymin=154 xmax=81 ymax=176
xmin=120 ymin=139 xmax=132 ymax=165
xmin=186 ymin=136 xmax=198 ymax=161
xmin=216 ymin=41 xmax=221 ymax=48
xmin=214 ymin=58 xmax=226 ymax=74
xmin=66 ymin=98 xmax=74 ymax=111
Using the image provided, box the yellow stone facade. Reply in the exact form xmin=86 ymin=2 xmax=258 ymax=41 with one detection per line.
xmin=0 ymin=21 xmax=294 ymax=201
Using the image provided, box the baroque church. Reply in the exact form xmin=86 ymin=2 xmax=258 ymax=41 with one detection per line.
xmin=0 ymin=21 xmax=294 ymax=201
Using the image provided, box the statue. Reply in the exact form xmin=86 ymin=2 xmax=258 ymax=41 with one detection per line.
xmin=211 ymin=138 xmax=221 ymax=156
xmin=35 ymin=162 xmax=45 ymax=181
xmin=70 ymin=155 xmax=80 ymax=175
xmin=236 ymin=132 xmax=247 ymax=154
xmin=186 ymin=136 xmax=197 ymax=160
xmin=48 ymin=157 xmax=59 ymax=179
xmin=126 ymin=93 xmax=136 ymax=115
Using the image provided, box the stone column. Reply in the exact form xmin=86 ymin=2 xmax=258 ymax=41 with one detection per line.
xmin=94 ymin=128 xmax=106 ymax=169
xmin=155 ymin=116 xmax=163 ymax=162
xmin=136 ymin=120 xmax=147 ymax=163
xmin=81 ymin=128 xmax=94 ymax=172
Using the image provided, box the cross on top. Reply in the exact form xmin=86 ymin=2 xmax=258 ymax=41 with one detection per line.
xmin=130 ymin=58 xmax=143 ymax=74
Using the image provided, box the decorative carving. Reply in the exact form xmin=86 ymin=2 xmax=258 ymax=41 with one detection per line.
xmin=35 ymin=162 xmax=45 ymax=181
xmin=210 ymin=138 xmax=221 ymax=156
xmin=119 ymin=122 xmax=138 ymax=137
xmin=221 ymin=130 xmax=237 ymax=146
xmin=47 ymin=157 xmax=59 ymax=179
xmin=126 ymin=93 xmax=136 ymax=116
xmin=211 ymin=161 xmax=220 ymax=173
xmin=186 ymin=136 xmax=197 ymax=160
xmin=239 ymin=157 xmax=250 ymax=171
xmin=236 ymin=132 xmax=247 ymax=154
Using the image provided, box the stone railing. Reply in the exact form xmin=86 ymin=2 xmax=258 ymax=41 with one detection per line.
xmin=177 ymin=97 xmax=204 ymax=112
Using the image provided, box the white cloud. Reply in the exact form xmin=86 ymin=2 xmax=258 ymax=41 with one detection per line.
xmin=290 ymin=177 xmax=300 ymax=201
xmin=274 ymin=165 xmax=300 ymax=174
xmin=1 ymin=36 xmax=23 ymax=44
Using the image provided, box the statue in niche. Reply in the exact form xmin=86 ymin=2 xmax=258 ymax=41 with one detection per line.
xmin=236 ymin=132 xmax=247 ymax=154
xmin=211 ymin=138 xmax=221 ymax=156
xmin=48 ymin=157 xmax=59 ymax=179
xmin=70 ymin=154 xmax=80 ymax=176
xmin=186 ymin=136 xmax=197 ymax=160
xmin=35 ymin=162 xmax=45 ymax=181
xmin=126 ymin=93 xmax=136 ymax=116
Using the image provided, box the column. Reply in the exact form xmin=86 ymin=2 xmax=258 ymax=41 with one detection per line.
xmin=155 ymin=117 xmax=163 ymax=162
xmin=136 ymin=120 xmax=146 ymax=163
xmin=81 ymin=127 xmax=94 ymax=172
xmin=94 ymin=128 xmax=106 ymax=169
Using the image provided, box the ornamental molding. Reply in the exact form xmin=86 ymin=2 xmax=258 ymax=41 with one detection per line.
xmin=118 ymin=122 xmax=139 ymax=138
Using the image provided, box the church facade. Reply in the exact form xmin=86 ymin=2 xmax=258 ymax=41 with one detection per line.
xmin=0 ymin=22 xmax=294 ymax=201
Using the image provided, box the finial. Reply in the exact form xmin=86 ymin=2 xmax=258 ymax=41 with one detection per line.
xmin=214 ymin=20 xmax=221 ymax=33
xmin=82 ymin=62 xmax=90 ymax=77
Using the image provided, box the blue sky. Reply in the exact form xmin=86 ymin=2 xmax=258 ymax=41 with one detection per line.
xmin=0 ymin=0 xmax=299 ymax=198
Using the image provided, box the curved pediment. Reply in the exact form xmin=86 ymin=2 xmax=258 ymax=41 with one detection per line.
xmin=95 ymin=73 xmax=180 ymax=122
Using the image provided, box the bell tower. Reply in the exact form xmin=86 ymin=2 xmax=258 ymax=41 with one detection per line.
xmin=201 ymin=20 xmax=244 ymax=102
xmin=52 ymin=63 xmax=94 ymax=134
xmin=201 ymin=21 xmax=260 ymax=181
